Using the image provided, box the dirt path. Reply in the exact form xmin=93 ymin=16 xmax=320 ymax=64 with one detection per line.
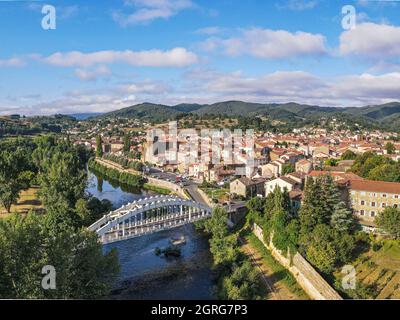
xmin=240 ymin=237 xmax=302 ymax=300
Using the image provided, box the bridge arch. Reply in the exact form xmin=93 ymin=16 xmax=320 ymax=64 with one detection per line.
xmin=88 ymin=195 xmax=212 ymax=244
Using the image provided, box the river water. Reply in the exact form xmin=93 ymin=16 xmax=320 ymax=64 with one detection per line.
xmin=86 ymin=171 xmax=215 ymax=300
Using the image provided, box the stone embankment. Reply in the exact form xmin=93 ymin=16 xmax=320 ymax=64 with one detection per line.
xmin=253 ymin=223 xmax=343 ymax=300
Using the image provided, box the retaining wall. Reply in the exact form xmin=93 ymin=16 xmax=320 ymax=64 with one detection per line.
xmin=253 ymin=223 xmax=342 ymax=300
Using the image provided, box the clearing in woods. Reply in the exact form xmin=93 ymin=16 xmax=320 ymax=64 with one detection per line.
xmin=0 ymin=187 xmax=43 ymax=218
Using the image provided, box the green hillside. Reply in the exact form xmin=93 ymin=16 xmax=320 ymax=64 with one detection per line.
xmin=96 ymin=100 xmax=400 ymax=130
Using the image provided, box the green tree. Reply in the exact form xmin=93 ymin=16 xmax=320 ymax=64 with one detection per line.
xmin=203 ymin=207 xmax=229 ymax=239
xmin=123 ymin=134 xmax=131 ymax=154
xmin=376 ymin=207 xmax=400 ymax=239
xmin=324 ymin=158 xmax=338 ymax=167
xmin=0 ymin=149 xmax=31 ymax=213
xmin=341 ymin=150 xmax=357 ymax=160
xmin=282 ymin=163 xmax=295 ymax=175
xmin=351 ymin=152 xmax=393 ymax=178
xmin=330 ymin=201 xmax=354 ymax=233
xmin=38 ymin=151 xmax=87 ymax=214
xmin=96 ymin=135 xmax=103 ymax=158
xmin=0 ymin=212 xmax=119 ymax=299
xmin=220 ymin=261 xmax=262 ymax=300
xmin=367 ymin=163 xmax=400 ymax=182
xmin=385 ymin=142 xmax=395 ymax=155
xmin=305 ymin=224 xmax=337 ymax=273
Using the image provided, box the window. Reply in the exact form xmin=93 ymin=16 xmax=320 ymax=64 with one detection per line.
xmin=360 ymin=200 xmax=365 ymax=206
xmin=382 ymin=203 xmax=386 ymax=208
xmin=370 ymin=211 xmax=376 ymax=217
xmin=361 ymin=191 xmax=366 ymax=196
xmin=394 ymin=204 xmax=399 ymax=209
xmin=382 ymin=194 xmax=387 ymax=198
xmin=395 ymin=195 xmax=399 ymax=199
xmin=371 ymin=202 xmax=376 ymax=207
xmin=360 ymin=210 xmax=365 ymax=216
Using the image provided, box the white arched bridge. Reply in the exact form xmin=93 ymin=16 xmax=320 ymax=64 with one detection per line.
xmin=88 ymin=195 xmax=212 ymax=244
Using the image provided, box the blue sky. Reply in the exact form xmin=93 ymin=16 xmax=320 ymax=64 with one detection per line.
xmin=0 ymin=0 xmax=400 ymax=115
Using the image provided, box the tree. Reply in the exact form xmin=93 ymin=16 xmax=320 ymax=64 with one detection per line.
xmin=304 ymin=224 xmax=336 ymax=273
xmin=203 ymin=207 xmax=229 ymax=239
xmin=330 ymin=201 xmax=354 ymax=233
xmin=221 ymin=261 xmax=262 ymax=300
xmin=0 ymin=212 xmax=119 ymax=299
xmin=385 ymin=142 xmax=395 ymax=155
xmin=96 ymin=135 xmax=103 ymax=158
xmin=376 ymin=207 xmax=400 ymax=239
xmin=0 ymin=149 xmax=31 ymax=213
xmin=38 ymin=151 xmax=87 ymax=214
xmin=123 ymin=134 xmax=131 ymax=154
xmin=351 ymin=152 xmax=394 ymax=178
xmin=246 ymin=197 xmax=266 ymax=215
xmin=367 ymin=163 xmax=400 ymax=182
xmin=341 ymin=150 xmax=357 ymax=160
xmin=324 ymin=159 xmax=338 ymax=167
xmin=298 ymin=175 xmax=356 ymax=268
xmin=282 ymin=163 xmax=295 ymax=175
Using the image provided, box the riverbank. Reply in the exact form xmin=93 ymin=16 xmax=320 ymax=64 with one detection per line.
xmin=89 ymin=158 xmax=172 ymax=195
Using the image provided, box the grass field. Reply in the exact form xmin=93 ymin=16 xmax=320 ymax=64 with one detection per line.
xmin=0 ymin=187 xmax=43 ymax=217
xmin=143 ymin=183 xmax=172 ymax=195
xmin=333 ymin=240 xmax=400 ymax=299
xmin=200 ymin=187 xmax=229 ymax=203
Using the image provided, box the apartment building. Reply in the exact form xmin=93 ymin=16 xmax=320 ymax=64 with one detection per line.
xmin=349 ymin=179 xmax=400 ymax=224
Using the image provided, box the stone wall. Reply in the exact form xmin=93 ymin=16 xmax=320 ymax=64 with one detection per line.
xmin=146 ymin=176 xmax=188 ymax=199
xmin=196 ymin=187 xmax=216 ymax=208
xmin=253 ymin=223 xmax=342 ymax=300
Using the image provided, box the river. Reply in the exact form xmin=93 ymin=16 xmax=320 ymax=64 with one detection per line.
xmin=86 ymin=171 xmax=215 ymax=300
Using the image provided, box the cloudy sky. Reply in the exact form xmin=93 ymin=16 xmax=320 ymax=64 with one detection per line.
xmin=1 ymin=0 xmax=400 ymax=115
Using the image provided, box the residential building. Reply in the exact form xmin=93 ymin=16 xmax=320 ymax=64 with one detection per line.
xmin=348 ymin=179 xmax=400 ymax=225
xmin=230 ymin=177 xmax=266 ymax=198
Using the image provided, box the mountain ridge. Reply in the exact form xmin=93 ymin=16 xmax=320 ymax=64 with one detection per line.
xmin=93 ymin=100 xmax=400 ymax=130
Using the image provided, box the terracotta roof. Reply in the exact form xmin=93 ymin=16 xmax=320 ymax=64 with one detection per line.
xmin=289 ymin=190 xmax=303 ymax=200
xmin=348 ymin=179 xmax=400 ymax=194
xmin=309 ymin=171 xmax=364 ymax=183
xmin=279 ymin=176 xmax=298 ymax=185
xmin=236 ymin=177 xmax=266 ymax=186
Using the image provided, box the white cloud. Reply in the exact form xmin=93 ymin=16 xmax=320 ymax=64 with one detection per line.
xmin=184 ymin=69 xmax=400 ymax=107
xmin=113 ymin=0 xmax=194 ymax=26
xmin=119 ymin=80 xmax=171 ymax=94
xmin=4 ymin=68 xmax=400 ymax=115
xmin=74 ymin=66 xmax=112 ymax=81
xmin=0 ymin=57 xmax=25 ymax=67
xmin=199 ymin=28 xmax=327 ymax=59
xmin=339 ymin=22 xmax=400 ymax=57
xmin=332 ymin=73 xmax=400 ymax=102
xmin=43 ymin=47 xmax=198 ymax=68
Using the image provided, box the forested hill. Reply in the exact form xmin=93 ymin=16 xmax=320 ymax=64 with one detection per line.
xmin=95 ymin=101 xmax=400 ymax=130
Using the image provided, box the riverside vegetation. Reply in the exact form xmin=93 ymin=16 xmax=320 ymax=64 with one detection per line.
xmin=88 ymin=159 xmax=171 ymax=195
xmin=0 ymin=136 xmax=119 ymax=299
